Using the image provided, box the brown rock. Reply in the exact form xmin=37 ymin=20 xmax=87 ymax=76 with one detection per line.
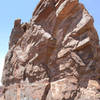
xmin=1 ymin=0 xmax=100 ymax=100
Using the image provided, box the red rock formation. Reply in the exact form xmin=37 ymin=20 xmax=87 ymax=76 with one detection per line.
xmin=1 ymin=0 xmax=100 ymax=100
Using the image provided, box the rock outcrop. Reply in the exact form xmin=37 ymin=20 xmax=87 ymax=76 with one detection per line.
xmin=1 ymin=0 xmax=100 ymax=100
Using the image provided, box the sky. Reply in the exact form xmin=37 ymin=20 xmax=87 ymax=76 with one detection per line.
xmin=0 ymin=0 xmax=100 ymax=85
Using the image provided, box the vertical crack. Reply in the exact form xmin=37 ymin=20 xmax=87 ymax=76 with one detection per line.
xmin=41 ymin=83 xmax=51 ymax=100
xmin=41 ymin=63 xmax=51 ymax=100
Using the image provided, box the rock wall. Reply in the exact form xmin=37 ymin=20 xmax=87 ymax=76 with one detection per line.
xmin=1 ymin=0 xmax=100 ymax=100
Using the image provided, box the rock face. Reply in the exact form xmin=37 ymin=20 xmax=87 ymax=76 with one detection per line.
xmin=1 ymin=0 xmax=100 ymax=100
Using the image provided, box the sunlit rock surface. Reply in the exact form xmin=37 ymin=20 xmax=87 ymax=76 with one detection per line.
xmin=1 ymin=0 xmax=100 ymax=100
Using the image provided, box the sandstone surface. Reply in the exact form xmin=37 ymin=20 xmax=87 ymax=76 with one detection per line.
xmin=1 ymin=0 xmax=100 ymax=100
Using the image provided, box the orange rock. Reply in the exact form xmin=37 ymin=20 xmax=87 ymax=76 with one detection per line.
xmin=1 ymin=0 xmax=100 ymax=99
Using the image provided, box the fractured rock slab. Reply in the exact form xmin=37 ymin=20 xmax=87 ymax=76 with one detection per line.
xmin=1 ymin=0 xmax=100 ymax=100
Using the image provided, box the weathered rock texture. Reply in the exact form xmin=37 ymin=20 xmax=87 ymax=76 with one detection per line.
xmin=1 ymin=0 xmax=100 ymax=100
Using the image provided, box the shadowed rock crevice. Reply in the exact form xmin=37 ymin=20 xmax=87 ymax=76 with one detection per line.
xmin=41 ymin=83 xmax=51 ymax=100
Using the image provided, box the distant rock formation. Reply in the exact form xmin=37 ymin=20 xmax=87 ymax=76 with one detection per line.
xmin=1 ymin=0 xmax=100 ymax=100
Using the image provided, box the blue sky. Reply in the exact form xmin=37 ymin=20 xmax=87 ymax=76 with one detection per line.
xmin=0 ymin=0 xmax=100 ymax=85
